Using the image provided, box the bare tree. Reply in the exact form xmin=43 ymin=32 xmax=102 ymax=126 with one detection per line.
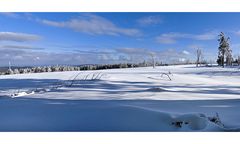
xmin=196 ymin=48 xmax=202 ymax=67
xmin=8 ymin=61 xmax=12 ymax=71
xmin=226 ymin=47 xmax=233 ymax=66
xmin=149 ymin=52 xmax=156 ymax=68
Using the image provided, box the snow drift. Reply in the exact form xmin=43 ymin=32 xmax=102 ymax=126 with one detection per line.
xmin=0 ymin=65 xmax=240 ymax=131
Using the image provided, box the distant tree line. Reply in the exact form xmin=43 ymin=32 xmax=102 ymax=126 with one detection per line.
xmin=0 ymin=62 xmax=169 ymax=75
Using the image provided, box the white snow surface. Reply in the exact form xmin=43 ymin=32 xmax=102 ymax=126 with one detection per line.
xmin=0 ymin=65 xmax=240 ymax=131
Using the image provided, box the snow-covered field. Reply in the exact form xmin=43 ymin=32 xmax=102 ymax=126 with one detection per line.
xmin=0 ymin=65 xmax=240 ymax=131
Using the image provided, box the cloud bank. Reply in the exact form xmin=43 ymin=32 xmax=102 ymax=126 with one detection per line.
xmin=0 ymin=32 xmax=41 ymax=42
xmin=156 ymin=32 xmax=217 ymax=44
xmin=40 ymin=14 xmax=141 ymax=37
xmin=137 ymin=15 xmax=163 ymax=26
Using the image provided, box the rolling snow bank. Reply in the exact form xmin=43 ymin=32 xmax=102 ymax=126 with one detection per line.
xmin=0 ymin=98 xmax=237 ymax=132
xmin=0 ymin=65 xmax=240 ymax=131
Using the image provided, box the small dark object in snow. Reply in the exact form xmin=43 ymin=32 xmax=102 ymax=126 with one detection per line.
xmin=168 ymin=71 xmax=173 ymax=76
xmin=208 ymin=112 xmax=224 ymax=127
xmin=160 ymin=73 xmax=172 ymax=81
xmin=209 ymin=117 xmax=217 ymax=123
xmin=172 ymin=121 xmax=183 ymax=128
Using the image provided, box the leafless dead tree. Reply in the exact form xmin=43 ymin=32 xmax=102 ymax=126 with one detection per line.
xmin=161 ymin=73 xmax=172 ymax=81
xmin=149 ymin=52 xmax=156 ymax=68
xmin=196 ymin=48 xmax=202 ymax=67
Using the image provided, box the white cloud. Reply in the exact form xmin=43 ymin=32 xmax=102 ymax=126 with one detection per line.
xmin=156 ymin=32 xmax=190 ymax=44
xmin=0 ymin=12 xmax=41 ymax=22
xmin=1 ymin=13 xmax=141 ymax=37
xmin=231 ymin=43 xmax=240 ymax=54
xmin=156 ymin=36 xmax=177 ymax=44
xmin=156 ymin=32 xmax=217 ymax=44
xmin=13 ymin=55 xmax=24 ymax=60
xmin=115 ymin=47 xmax=148 ymax=55
xmin=156 ymin=48 xmax=190 ymax=63
xmin=0 ymin=45 xmax=44 ymax=50
xmin=0 ymin=32 xmax=41 ymax=42
xmin=179 ymin=58 xmax=186 ymax=62
xmin=40 ymin=14 xmax=141 ymax=37
xmin=34 ymin=57 xmax=40 ymax=61
xmin=194 ymin=32 xmax=217 ymax=40
xmin=233 ymin=30 xmax=240 ymax=36
xmin=115 ymin=47 xmax=191 ymax=64
xmin=0 ymin=12 xmax=20 ymax=18
xmin=137 ymin=15 xmax=163 ymax=25
xmin=115 ymin=48 xmax=151 ymax=62
xmin=182 ymin=50 xmax=190 ymax=55
xmin=188 ymin=44 xmax=203 ymax=49
xmin=41 ymin=20 xmax=64 ymax=27
xmin=0 ymin=46 xmax=194 ymax=66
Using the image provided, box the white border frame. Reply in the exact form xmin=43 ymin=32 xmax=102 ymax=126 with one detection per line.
xmin=0 ymin=132 xmax=239 ymax=144
xmin=0 ymin=0 xmax=240 ymax=12
xmin=0 ymin=0 xmax=240 ymax=143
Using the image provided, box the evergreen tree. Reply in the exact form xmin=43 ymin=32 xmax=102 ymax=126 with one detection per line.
xmin=217 ymin=32 xmax=230 ymax=67
xmin=238 ymin=56 xmax=240 ymax=66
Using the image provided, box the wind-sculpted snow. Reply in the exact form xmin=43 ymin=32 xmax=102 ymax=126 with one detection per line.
xmin=0 ymin=65 xmax=240 ymax=131
xmin=0 ymin=98 xmax=236 ymax=131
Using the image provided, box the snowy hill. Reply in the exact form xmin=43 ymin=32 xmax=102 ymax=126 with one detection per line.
xmin=0 ymin=65 xmax=240 ymax=131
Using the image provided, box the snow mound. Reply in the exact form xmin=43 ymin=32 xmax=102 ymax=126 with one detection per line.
xmin=171 ymin=113 xmax=209 ymax=131
xmin=169 ymin=112 xmax=240 ymax=131
xmin=0 ymin=97 xmax=238 ymax=131
xmin=11 ymin=91 xmax=35 ymax=98
xmin=11 ymin=88 xmax=52 ymax=98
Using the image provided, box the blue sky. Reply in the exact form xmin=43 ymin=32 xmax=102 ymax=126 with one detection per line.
xmin=0 ymin=12 xmax=240 ymax=66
